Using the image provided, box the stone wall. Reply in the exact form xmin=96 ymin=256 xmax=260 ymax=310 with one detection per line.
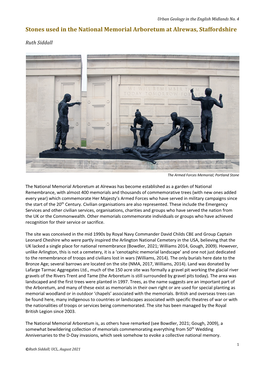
xmin=86 ymin=55 xmax=239 ymax=158
xmin=26 ymin=55 xmax=239 ymax=159
xmin=26 ymin=55 xmax=82 ymax=157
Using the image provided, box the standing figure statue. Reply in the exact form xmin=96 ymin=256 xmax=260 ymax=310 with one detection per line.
xmin=133 ymin=109 xmax=153 ymax=147
xmin=171 ymin=112 xmax=194 ymax=151
xmin=191 ymin=88 xmax=223 ymax=143
xmin=54 ymin=93 xmax=81 ymax=151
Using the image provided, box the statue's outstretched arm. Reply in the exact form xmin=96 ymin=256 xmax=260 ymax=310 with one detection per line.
xmin=190 ymin=88 xmax=201 ymax=101
xmin=68 ymin=102 xmax=81 ymax=107
xmin=214 ymin=95 xmax=223 ymax=108
xmin=173 ymin=126 xmax=183 ymax=135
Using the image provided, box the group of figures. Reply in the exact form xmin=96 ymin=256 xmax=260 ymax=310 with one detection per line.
xmin=54 ymin=88 xmax=223 ymax=163
xmin=129 ymin=88 xmax=223 ymax=152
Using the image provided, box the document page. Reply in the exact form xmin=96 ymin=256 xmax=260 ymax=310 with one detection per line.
xmin=2 ymin=2 xmax=263 ymax=373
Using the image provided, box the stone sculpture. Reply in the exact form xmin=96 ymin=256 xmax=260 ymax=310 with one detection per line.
xmin=54 ymin=94 xmax=81 ymax=151
xmin=171 ymin=112 xmax=194 ymax=151
xmin=132 ymin=109 xmax=153 ymax=147
xmin=190 ymin=88 xmax=223 ymax=143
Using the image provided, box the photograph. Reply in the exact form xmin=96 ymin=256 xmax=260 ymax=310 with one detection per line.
xmin=26 ymin=54 xmax=239 ymax=172
xmin=2 ymin=2 xmax=263 ymax=373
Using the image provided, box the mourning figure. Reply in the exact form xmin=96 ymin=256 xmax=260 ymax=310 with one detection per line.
xmin=191 ymin=88 xmax=223 ymax=143
xmin=54 ymin=94 xmax=81 ymax=151
xmin=171 ymin=112 xmax=194 ymax=151
xmin=123 ymin=126 xmax=177 ymax=164
xmin=133 ymin=109 xmax=153 ymax=147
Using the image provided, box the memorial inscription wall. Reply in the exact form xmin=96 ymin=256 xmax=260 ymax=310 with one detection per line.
xmin=26 ymin=55 xmax=239 ymax=158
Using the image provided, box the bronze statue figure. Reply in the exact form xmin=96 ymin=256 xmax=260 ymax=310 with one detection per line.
xmin=171 ymin=112 xmax=194 ymax=151
xmin=54 ymin=94 xmax=81 ymax=151
xmin=133 ymin=109 xmax=153 ymax=147
xmin=191 ymin=88 xmax=223 ymax=143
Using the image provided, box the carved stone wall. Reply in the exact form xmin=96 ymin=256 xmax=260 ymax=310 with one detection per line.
xmin=86 ymin=55 xmax=239 ymax=158
xmin=26 ymin=55 xmax=239 ymax=158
